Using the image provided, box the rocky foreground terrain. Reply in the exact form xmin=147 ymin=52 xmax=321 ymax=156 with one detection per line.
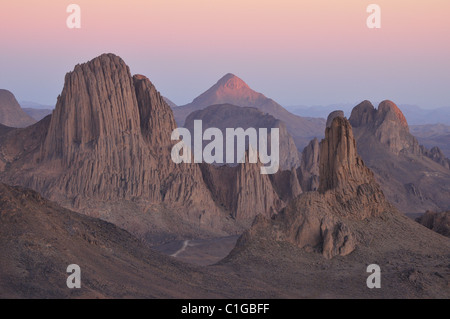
xmin=416 ymin=211 xmax=450 ymax=238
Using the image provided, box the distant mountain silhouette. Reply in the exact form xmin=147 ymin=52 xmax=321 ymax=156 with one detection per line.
xmin=173 ymin=74 xmax=325 ymax=150
xmin=410 ymin=123 xmax=450 ymax=158
xmin=23 ymin=108 xmax=53 ymax=121
xmin=287 ymin=103 xmax=450 ymax=126
xmin=0 ymin=89 xmax=36 ymax=128
xmin=416 ymin=210 xmax=450 ymax=238
xmin=19 ymin=101 xmax=54 ymax=110
xmin=163 ymin=96 xmax=177 ymax=108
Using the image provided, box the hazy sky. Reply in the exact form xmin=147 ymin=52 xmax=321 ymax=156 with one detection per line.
xmin=1 ymin=0 xmax=449 ymax=108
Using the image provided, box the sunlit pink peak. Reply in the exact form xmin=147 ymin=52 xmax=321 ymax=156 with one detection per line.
xmin=191 ymin=73 xmax=266 ymax=108
xmin=216 ymin=73 xmax=250 ymax=90
xmin=377 ymin=100 xmax=409 ymax=128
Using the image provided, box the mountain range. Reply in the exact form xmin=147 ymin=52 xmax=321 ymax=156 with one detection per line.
xmin=173 ymin=73 xmax=326 ymax=151
xmin=287 ymin=103 xmax=450 ymax=126
xmin=410 ymin=124 xmax=450 ymax=158
xmin=0 ymin=53 xmax=449 ymax=298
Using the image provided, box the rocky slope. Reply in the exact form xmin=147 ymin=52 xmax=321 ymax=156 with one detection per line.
xmin=4 ymin=182 xmax=446 ymax=298
xmin=0 ymin=183 xmax=284 ymax=298
xmin=297 ymin=138 xmax=320 ymax=192
xmin=416 ymin=211 xmax=450 ymax=238
xmin=349 ymin=100 xmax=450 ymax=214
xmin=174 ymin=73 xmax=325 ymax=150
xmin=183 ymin=104 xmax=301 ymax=170
xmin=410 ymin=124 xmax=450 ymax=158
xmin=0 ymin=89 xmax=36 ymax=128
xmin=420 ymin=146 xmax=450 ymax=170
xmin=0 ymin=183 xmax=212 ymax=298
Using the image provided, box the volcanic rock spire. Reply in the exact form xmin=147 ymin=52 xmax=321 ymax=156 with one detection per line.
xmin=319 ymin=116 xmax=375 ymax=194
xmin=238 ymin=114 xmax=389 ymax=259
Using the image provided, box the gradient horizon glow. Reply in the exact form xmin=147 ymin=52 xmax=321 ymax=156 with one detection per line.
xmin=0 ymin=0 xmax=449 ymax=109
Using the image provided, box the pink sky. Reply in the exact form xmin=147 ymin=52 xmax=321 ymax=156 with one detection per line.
xmin=1 ymin=0 xmax=449 ymax=108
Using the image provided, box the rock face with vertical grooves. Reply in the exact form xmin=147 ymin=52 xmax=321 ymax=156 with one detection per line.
xmin=269 ymin=167 xmax=302 ymax=202
xmin=297 ymin=138 xmax=320 ymax=192
xmin=326 ymin=110 xmax=345 ymax=128
xmin=0 ymin=54 xmax=244 ymax=239
xmin=235 ymin=115 xmax=390 ymax=259
xmin=0 ymin=89 xmax=36 ymax=128
xmin=40 ymin=54 xmax=156 ymax=200
xmin=200 ymin=152 xmax=285 ymax=222
xmin=232 ymin=152 xmax=283 ymax=220
xmin=319 ymin=117 xmax=375 ymax=194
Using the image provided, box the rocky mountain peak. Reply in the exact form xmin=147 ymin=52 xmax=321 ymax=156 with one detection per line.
xmin=190 ymin=73 xmax=265 ymax=109
xmin=349 ymin=100 xmax=375 ymax=128
xmin=236 ymin=113 xmax=389 ymax=260
xmin=349 ymin=100 xmax=420 ymax=155
xmin=319 ymin=116 xmax=375 ymax=193
xmin=350 ymin=100 xmax=408 ymax=129
xmin=376 ymin=100 xmax=408 ymax=128
xmin=326 ymin=110 xmax=345 ymax=128
xmin=41 ymin=53 xmax=141 ymax=165
xmin=216 ymin=73 xmax=250 ymax=90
